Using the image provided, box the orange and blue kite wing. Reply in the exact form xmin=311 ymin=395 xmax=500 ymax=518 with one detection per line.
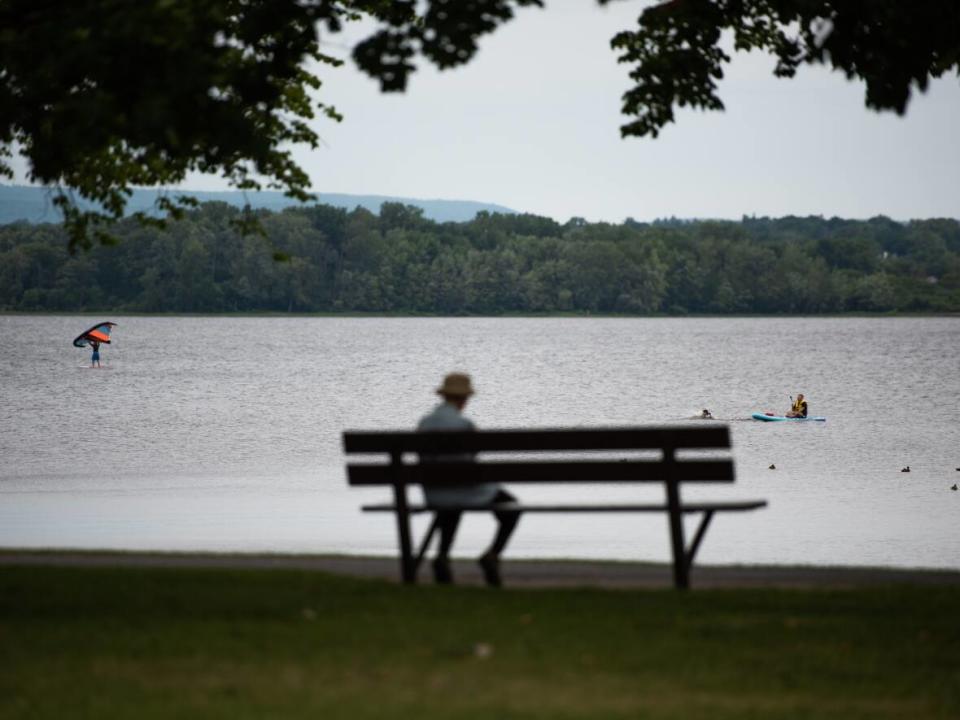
xmin=73 ymin=322 xmax=117 ymax=348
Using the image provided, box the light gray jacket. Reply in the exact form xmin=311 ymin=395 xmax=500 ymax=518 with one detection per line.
xmin=416 ymin=401 xmax=499 ymax=507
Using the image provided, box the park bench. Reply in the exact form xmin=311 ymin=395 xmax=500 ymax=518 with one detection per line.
xmin=343 ymin=425 xmax=766 ymax=589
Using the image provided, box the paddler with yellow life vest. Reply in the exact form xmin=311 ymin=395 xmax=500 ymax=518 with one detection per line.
xmin=785 ymin=393 xmax=808 ymax=418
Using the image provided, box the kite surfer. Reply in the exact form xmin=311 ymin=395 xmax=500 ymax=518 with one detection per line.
xmin=73 ymin=322 xmax=116 ymax=367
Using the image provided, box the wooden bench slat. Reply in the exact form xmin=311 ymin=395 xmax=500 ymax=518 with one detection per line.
xmin=343 ymin=425 xmax=731 ymax=454
xmin=361 ymin=501 xmax=767 ymax=513
xmin=346 ymin=459 xmax=735 ymax=485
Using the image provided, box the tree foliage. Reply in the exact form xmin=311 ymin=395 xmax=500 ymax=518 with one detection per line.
xmin=2 ymin=1 xmax=956 ymax=250
xmin=0 ymin=2 xmax=358 ymax=249
xmin=608 ymin=0 xmax=960 ymax=138
xmin=2 ymin=203 xmax=958 ymax=314
xmin=0 ymin=0 xmax=543 ymax=251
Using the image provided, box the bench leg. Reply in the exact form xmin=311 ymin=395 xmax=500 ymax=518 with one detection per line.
xmin=685 ymin=510 xmax=715 ymax=569
xmin=665 ymin=473 xmax=689 ymax=590
xmin=414 ymin=516 xmax=440 ymax=569
xmin=668 ymin=521 xmax=688 ymax=589
xmin=392 ymin=483 xmax=416 ymax=584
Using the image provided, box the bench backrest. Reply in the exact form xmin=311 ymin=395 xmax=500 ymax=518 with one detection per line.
xmin=344 ymin=425 xmax=734 ymax=486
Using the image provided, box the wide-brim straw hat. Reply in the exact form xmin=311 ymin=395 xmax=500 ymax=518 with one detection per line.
xmin=436 ymin=372 xmax=475 ymax=397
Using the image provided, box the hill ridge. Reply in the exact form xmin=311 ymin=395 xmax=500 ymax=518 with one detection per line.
xmin=0 ymin=184 xmax=517 ymax=225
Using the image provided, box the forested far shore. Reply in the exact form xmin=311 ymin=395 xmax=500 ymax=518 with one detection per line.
xmin=2 ymin=202 xmax=959 ymax=314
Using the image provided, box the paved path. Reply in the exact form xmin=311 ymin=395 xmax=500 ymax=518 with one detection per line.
xmin=2 ymin=550 xmax=958 ymax=589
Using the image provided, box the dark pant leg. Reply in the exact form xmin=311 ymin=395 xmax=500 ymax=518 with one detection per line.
xmin=434 ymin=510 xmax=462 ymax=559
xmin=487 ymin=489 xmax=520 ymax=558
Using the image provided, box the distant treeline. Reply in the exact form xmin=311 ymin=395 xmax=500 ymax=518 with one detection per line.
xmin=2 ymin=202 xmax=959 ymax=314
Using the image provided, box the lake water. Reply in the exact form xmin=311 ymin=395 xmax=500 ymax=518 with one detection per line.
xmin=1 ymin=315 xmax=958 ymax=570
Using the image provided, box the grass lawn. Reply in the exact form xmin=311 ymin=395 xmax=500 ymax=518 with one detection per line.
xmin=1 ymin=563 xmax=958 ymax=719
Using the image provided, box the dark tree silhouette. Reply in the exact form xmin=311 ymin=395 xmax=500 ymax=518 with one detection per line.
xmin=607 ymin=0 xmax=960 ymax=138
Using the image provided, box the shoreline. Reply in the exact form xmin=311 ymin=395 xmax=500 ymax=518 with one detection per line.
xmin=3 ymin=549 xmax=958 ymax=589
xmin=3 ymin=310 xmax=960 ymax=319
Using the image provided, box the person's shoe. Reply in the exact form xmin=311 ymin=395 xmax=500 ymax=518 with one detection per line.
xmin=478 ymin=553 xmax=502 ymax=588
xmin=432 ymin=558 xmax=453 ymax=585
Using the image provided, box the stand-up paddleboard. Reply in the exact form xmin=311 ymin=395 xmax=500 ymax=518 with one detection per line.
xmin=73 ymin=322 xmax=117 ymax=348
xmin=752 ymin=412 xmax=826 ymax=422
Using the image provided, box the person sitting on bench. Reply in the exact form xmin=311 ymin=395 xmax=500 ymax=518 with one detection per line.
xmin=417 ymin=372 xmax=519 ymax=587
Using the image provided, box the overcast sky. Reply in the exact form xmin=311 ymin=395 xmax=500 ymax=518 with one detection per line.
xmin=12 ymin=1 xmax=960 ymax=223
